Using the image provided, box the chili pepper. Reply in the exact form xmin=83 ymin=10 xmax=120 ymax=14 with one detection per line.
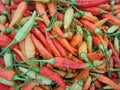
xmin=92 ymin=35 xmax=105 ymax=53
xmin=0 ymin=11 xmax=36 ymax=55
xmin=114 ymin=36 xmax=119 ymax=52
xmin=82 ymin=76 xmax=92 ymax=90
xmin=47 ymin=2 xmax=56 ymax=17
xmin=0 ymin=0 xmax=8 ymax=15
xmin=73 ymin=0 xmax=110 ymax=8
xmin=78 ymin=41 xmax=88 ymax=58
xmin=97 ymin=74 xmax=120 ymax=89
xmin=64 ymin=7 xmax=74 ymax=29
xmin=95 ymin=80 xmax=103 ymax=89
xmin=108 ymin=40 xmax=120 ymax=62
xmin=82 ymin=28 xmax=92 ymax=53
xmin=81 ymin=19 xmax=102 ymax=34
xmin=21 ymin=82 xmax=36 ymax=90
xmin=74 ymin=69 xmax=89 ymax=82
xmin=107 ymin=25 xmax=119 ymax=33
xmin=40 ymin=66 xmax=66 ymax=88
xmin=18 ymin=67 xmax=52 ymax=85
xmin=8 ymin=31 xmax=16 ymax=39
xmin=87 ymin=52 xmax=104 ymax=60
xmin=0 ymin=15 xmax=7 ymax=25
xmin=37 ymin=21 xmax=46 ymax=34
xmin=82 ymin=7 xmax=108 ymax=15
xmin=14 ymin=0 xmax=23 ymax=4
xmin=8 ymin=4 xmax=18 ymax=10
xmin=0 ymin=34 xmax=18 ymax=50
xmin=80 ymin=52 xmax=104 ymax=73
xmin=102 ymin=13 xmax=120 ymax=26
xmin=57 ymin=12 xmax=64 ymax=21
xmin=56 ymin=35 xmax=77 ymax=54
xmin=9 ymin=1 xmax=28 ymax=27
xmin=24 ymin=33 xmax=35 ymax=59
xmin=70 ymin=25 xmax=83 ymax=48
xmin=45 ymin=32 xmax=61 ymax=57
xmin=0 ymin=83 xmax=10 ymax=90
xmin=0 ymin=68 xmax=15 ymax=81
xmin=0 ymin=22 xmax=5 ymax=33
xmin=31 ymin=33 xmax=52 ymax=59
xmin=95 ymin=18 xmax=108 ymax=28
xmin=52 ymin=38 xmax=67 ymax=57
xmin=3 ymin=49 xmax=13 ymax=69
xmin=31 ymin=28 xmax=52 ymax=54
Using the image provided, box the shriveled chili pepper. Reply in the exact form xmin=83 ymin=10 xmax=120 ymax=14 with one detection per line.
xmin=40 ymin=66 xmax=66 ymax=88
xmin=0 ymin=11 xmax=36 ymax=55
xmin=82 ymin=7 xmax=108 ymax=15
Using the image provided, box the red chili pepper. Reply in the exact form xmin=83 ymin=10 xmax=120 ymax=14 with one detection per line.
xmin=108 ymin=57 xmax=114 ymax=68
xmin=0 ymin=84 xmax=10 ymax=90
xmin=92 ymin=35 xmax=101 ymax=45
xmin=31 ymin=33 xmax=52 ymax=59
xmin=82 ymin=7 xmax=108 ymax=15
xmin=108 ymin=40 xmax=119 ymax=61
xmin=87 ymin=53 xmax=104 ymax=60
xmin=23 ymin=10 xmax=31 ymax=17
xmin=80 ymin=19 xmax=97 ymax=33
xmin=39 ymin=57 xmax=87 ymax=69
xmin=8 ymin=31 xmax=16 ymax=39
xmin=102 ymin=14 xmax=120 ymax=26
xmin=14 ymin=0 xmax=23 ymax=4
xmin=0 ymin=57 xmax=5 ymax=68
xmin=21 ymin=82 xmax=36 ymax=90
xmin=57 ymin=12 xmax=64 ymax=21
xmin=31 ymin=28 xmax=52 ymax=54
xmin=111 ymin=72 xmax=118 ymax=79
xmin=40 ymin=67 xmax=66 ymax=88
xmin=0 ymin=35 xmax=18 ymax=50
xmin=75 ymin=0 xmax=110 ymax=8
xmin=0 ymin=68 xmax=15 ymax=81
xmin=52 ymin=38 xmax=67 ymax=57
xmin=0 ymin=1 xmax=8 ymax=15
xmin=37 ymin=21 xmax=46 ymax=34
xmin=8 ymin=4 xmax=18 ymax=10
xmin=45 ymin=32 xmax=61 ymax=57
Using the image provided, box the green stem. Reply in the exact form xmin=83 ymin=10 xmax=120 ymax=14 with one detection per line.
xmin=80 ymin=52 xmax=104 ymax=73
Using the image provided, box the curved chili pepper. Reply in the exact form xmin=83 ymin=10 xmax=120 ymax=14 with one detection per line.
xmin=40 ymin=67 xmax=66 ymax=88
xmin=0 ymin=11 xmax=36 ymax=55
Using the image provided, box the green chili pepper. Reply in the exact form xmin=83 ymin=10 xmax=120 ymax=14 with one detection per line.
xmin=70 ymin=80 xmax=83 ymax=90
xmin=114 ymin=36 xmax=119 ymax=52
xmin=0 ymin=15 xmax=6 ymax=24
xmin=107 ymin=30 xmax=120 ymax=36
xmin=0 ymin=11 xmax=36 ymax=55
xmin=107 ymin=25 xmax=119 ymax=34
xmin=80 ymin=52 xmax=104 ymax=73
xmin=0 ymin=77 xmax=15 ymax=86
xmin=111 ymin=0 xmax=115 ymax=15
xmin=5 ymin=0 xmax=11 ymax=6
xmin=3 ymin=49 xmax=13 ymax=69
xmin=18 ymin=67 xmax=52 ymax=85
xmin=82 ymin=28 xmax=92 ymax=53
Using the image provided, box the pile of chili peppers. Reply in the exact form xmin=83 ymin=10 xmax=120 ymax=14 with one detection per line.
xmin=0 ymin=0 xmax=120 ymax=90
